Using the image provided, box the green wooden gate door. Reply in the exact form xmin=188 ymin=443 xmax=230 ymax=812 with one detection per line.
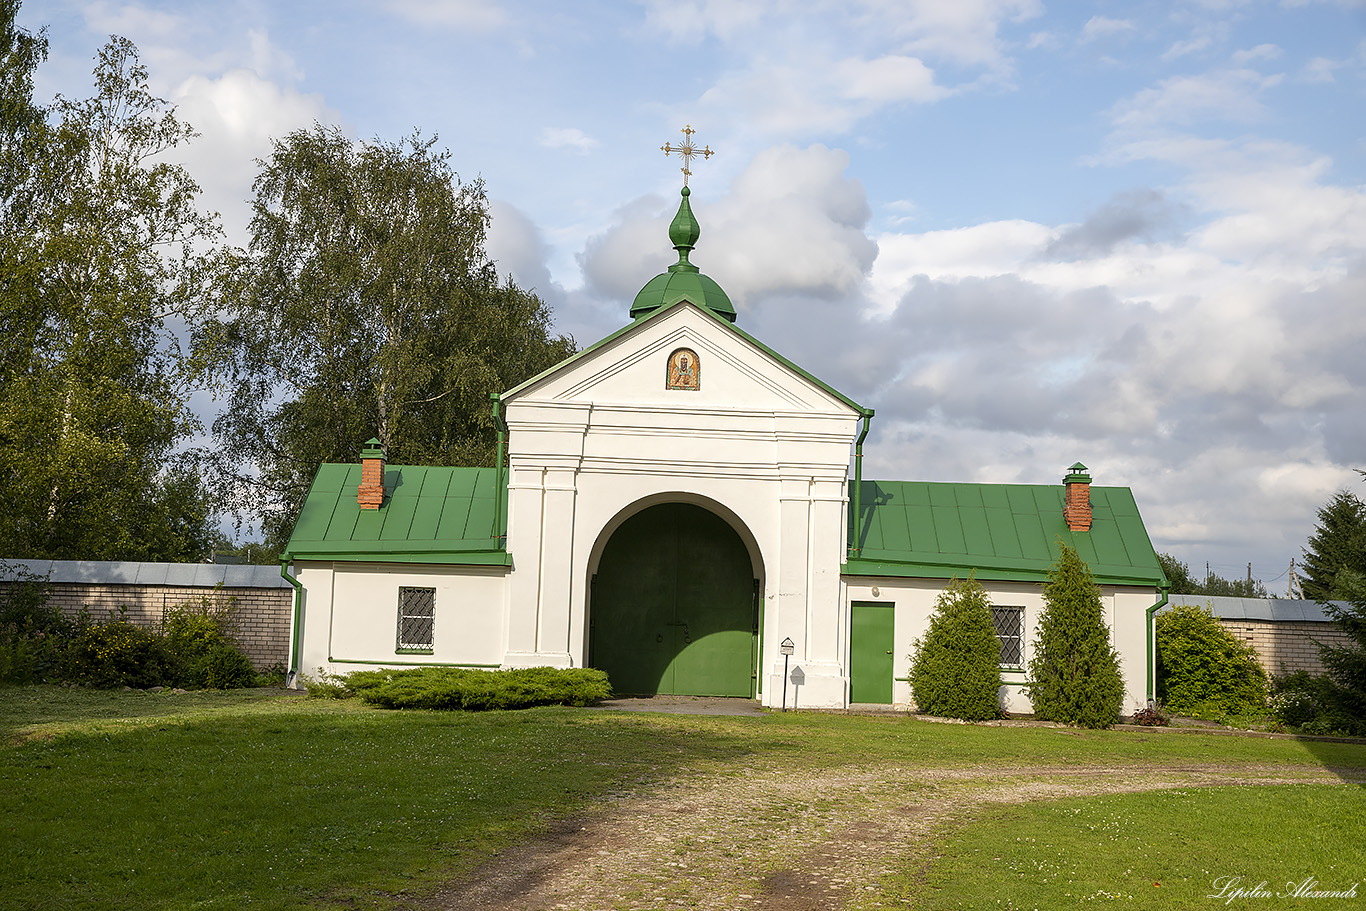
xmin=850 ymin=601 xmax=894 ymax=704
xmin=591 ymin=503 xmax=756 ymax=697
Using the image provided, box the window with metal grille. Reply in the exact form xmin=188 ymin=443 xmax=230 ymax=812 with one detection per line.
xmin=992 ymin=606 xmax=1024 ymax=667
xmin=397 ymin=587 xmax=435 ymax=650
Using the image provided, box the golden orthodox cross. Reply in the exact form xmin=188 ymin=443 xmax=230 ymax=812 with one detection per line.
xmin=661 ymin=125 xmax=714 ymax=187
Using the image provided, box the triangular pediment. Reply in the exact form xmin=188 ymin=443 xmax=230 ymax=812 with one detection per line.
xmin=503 ymin=301 xmax=863 ymax=417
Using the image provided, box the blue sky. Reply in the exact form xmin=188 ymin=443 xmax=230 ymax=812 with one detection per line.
xmin=19 ymin=0 xmax=1366 ymax=588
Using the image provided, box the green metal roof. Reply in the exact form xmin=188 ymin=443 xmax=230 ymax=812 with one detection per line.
xmin=282 ymin=464 xmax=510 ymax=565
xmin=844 ymin=480 xmax=1164 ymax=587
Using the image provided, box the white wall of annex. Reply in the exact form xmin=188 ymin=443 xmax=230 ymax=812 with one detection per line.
xmin=296 ymin=561 xmax=509 ymax=678
xmin=841 ymin=577 xmax=1156 ymax=715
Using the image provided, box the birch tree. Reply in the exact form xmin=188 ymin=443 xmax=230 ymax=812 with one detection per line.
xmin=0 ymin=26 xmax=221 ymax=560
xmin=200 ymin=124 xmax=573 ymax=553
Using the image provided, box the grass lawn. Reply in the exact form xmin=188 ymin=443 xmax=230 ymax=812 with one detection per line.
xmin=895 ymin=785 xmax=1365 ymax=910
xmin=2 ymin=686 xmax=1364 ymax=910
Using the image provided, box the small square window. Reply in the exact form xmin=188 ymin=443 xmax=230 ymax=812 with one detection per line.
xmin=993 ymin=606 xmax=1024 ymax=667
xmin=397 ymin=587 xmax=435 ymax=650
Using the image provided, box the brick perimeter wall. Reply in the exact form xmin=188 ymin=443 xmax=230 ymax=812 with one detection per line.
xmin=2 ymin=581 xmax=292 ymax=670
xmin=1216 ymin=618 xmax=1353 ymax=677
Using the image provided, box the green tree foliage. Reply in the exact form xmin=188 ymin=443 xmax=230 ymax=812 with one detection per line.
xmin=1156 ymin=603 xmax=1267 ymax=717
xmin=1157 ymin=553 xmax=1268 ymax=598
xmin=1025 ymin=544 xmax=1125 ymax=728
xmin=1157 ymin=552 xmax=1197 ymax=594
xmin=1301 ymin=491 xmax=1366 ymax=602
xmin=1314 ymin=571 xmax=1366 ymax=735
xmin=908 ymin=575 xmax=1003 ymax=720
xmin=200 ymin=124 xmax=575 ymax=551
xmin=0 ymin=0 xmax=46 ymax=233
xmin=0 ymin=28 xmax=222 ymax=561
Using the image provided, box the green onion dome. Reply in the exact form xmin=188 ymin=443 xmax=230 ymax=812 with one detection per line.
xmin=629 ymin=186 xmax=736 ymax=322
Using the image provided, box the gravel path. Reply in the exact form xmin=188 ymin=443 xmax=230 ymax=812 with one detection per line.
xmin=413 ymin=759 xmax=1356 ymax=911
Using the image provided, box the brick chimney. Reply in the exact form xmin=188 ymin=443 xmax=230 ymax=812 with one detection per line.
xmin=1063 ymin=462 xmax=1092 ymax=531
xmin=358 ymin=438 xmax=386 ymax=509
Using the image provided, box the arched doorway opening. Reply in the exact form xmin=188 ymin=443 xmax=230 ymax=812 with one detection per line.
xmin=589 ymin=502 xmax=759 ymax=697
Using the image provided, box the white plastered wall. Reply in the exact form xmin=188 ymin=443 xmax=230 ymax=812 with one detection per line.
xmin=294 ymin=561 xmax=510 ymax=679
xmin=841 ymin=577 xmax=1156 ymax=714
xmin=500 ymin=303 xmax=861 ymax=708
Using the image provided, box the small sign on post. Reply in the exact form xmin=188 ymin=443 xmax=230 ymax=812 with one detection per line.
xmin=780 ymin=637 xmax=795 ymax=712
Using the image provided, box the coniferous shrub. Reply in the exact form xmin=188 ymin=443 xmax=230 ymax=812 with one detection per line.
xmin=344 ymin=666 xmax=612 ymax=710
xmin=1316 ymin=569 xmax=1366 ymax=735
xmin=908 ymin=575 xmax=1004 ymax=720
xmin=1025 ymin=544 xmax=1125 ymax=729
xmin=1156 ymin=603 xmax=1267 ymax=718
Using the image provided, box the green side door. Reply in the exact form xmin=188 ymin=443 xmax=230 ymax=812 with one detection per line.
xmin=591 ymin=503 xmax=756 ymax=697
xmin=849 ymin=601 xmax=894 ymax=704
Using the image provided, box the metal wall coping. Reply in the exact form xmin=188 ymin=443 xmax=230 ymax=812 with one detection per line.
xmin=1165 ymin=593 xmax=1345 ymax=623
xmin=0 ymin=559 xmax=293 ymax=589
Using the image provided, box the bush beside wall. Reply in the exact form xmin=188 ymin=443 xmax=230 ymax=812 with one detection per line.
xmin=908 ymin=575 xmax=1004 ymax=721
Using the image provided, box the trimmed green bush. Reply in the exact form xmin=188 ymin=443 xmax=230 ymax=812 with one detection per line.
xmin=1025 ymin=544 xmax=1125 ymax=729
xmin=908 ymin=575 xmax=1003 ymax=720
xmin=344 ymin=666 xmax=612 ymax=710
xmin=1156 ymin=603 xmax=1267 ymax=718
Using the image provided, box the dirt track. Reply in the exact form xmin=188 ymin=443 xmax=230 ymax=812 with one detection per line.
xmin=412 ymin=758 xmax=1357 ymax=911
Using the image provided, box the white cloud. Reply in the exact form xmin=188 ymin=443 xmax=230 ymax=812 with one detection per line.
xmin=579 ymin=144 xmax=876 ymax=309
xmin=1079 ymin=16 xmax=1135 ymax=43
xmin=1232 ymin=43 xmax=1281 ymax=65
xmin=1162 ymin=36 xmax=1212 ymax=60
xmin=81 ymin=0 xmax=188 ymax=42
xmin=1108 ymin=69 xmax=1282 ymax=131
xmin=170 ymin=69 xmax=340 ymax=243
xmin=638 ymin=0 xmax=768 ymax=42
xmin=834 ymin=55 xmax=945 ymax=103
xmin=538 ymin=127 xmax=599 ymax=154
xmin=640 ymin=0 xmax=1041 ymax=71
xmin=380 ymin=0 xmax=506 ymax=29
xmin=488 ymin=198 xmax=556 ymax=296
xmin=876 ymin=0 xmax=1044 ymax=70
xmin=1300 ymin=56 xmax=1341 ymax=83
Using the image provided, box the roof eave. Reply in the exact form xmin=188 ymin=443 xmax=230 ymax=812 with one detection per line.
xmin=841 ymin=557 xmax=1164 ymax=588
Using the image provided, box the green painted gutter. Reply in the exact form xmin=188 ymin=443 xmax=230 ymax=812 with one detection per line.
xmin=490 ymin=392 xmax=507 ymax=546
xmin=280 ymin=561 xmax=304 ymax=686
xmin=850 ymin=409 xmax=874 ymax=557
xmin=1145 ymin=584 xmax=1170 ymax=705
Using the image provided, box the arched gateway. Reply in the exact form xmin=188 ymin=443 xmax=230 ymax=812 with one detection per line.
xmin=282 ymin=140 xmax=1166 ymax=712
xmin=590 ymin=503 xmax=759 ymax=697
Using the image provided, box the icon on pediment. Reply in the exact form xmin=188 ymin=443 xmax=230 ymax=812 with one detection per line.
xmin=667 ymin=348 xmax=700 ymax=391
